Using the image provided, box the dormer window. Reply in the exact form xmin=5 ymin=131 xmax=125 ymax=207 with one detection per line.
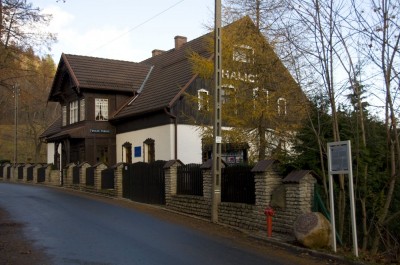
xmin=233 ymin=45 xmax=254 ymax=63
xmin=95 ymin=98 xmax=108 ymax=121
xmin=197 ymin=89 xmax=209 ymax=111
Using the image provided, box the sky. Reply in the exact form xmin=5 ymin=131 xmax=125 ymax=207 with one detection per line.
xmin=32 ymin=0 xmax=215 ymax=63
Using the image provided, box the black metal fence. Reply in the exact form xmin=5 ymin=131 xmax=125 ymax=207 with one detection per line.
xmin=27 ymin=166 xmax=34 ymax=181
xmin=177 ymin=163 xmax=203 ymax=196
xmin=86 ymin=167 xmax=94 ymax=186
xmin=73 ymin=166 xmax=80 ymax=184
xmin=37 ymin=167 xmax=46 ymax=182
xmin=101 ymin=168 xmax=114 ymax=189
xmin=221 ymin=164 xmax=255 ymax=204
xmin=0 ymin=165 xmax=3 ymax=178
xmin=123 ymin=161 xmax=166 ymax=205
xmin=17 ymin=165 xmax=24 ymax=179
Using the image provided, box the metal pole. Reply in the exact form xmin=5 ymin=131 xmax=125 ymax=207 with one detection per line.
xmin=13 ymin=84 xmax=19 ymax=167
xmin=347 ymin=141 xmax=359 ymax=257
xmin=211 ymin=0 xmax=222 ymax=223
xmin=327 ymin=146 xmax=337 ymax=253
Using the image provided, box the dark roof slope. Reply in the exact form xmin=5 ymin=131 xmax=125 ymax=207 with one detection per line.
xmin=48 ymin=54 xmax=152 ymax=101
xmin=40 ymin=116 xmax=62 ymax=140
xmin=112 ymin=34 xmax=211 ymax=120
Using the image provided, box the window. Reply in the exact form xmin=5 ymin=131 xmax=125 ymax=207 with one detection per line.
xmin=197 ymin=89 xmax=209 ymax=111
xmin=221 ymin=85 xmax=235 ymax=104
xmin=122 ymin=142 xmax=132 ymax=163
xmin=233 ymin=45 xmax=254 ymax=63
xmin=95 ymin=98 xmax=108 ymax=121
xmin=80 ymin=99 xmax=85 ymax=121
xmin=96 ymin=146 xmax=108 ymax=164
xmin=143 ymin=138 xmax=155 ymax=163
xmin=62 ymin=106 xmax=67 ymax=126
xmin=69 ymin=100 xmax=78 ymax=124
xmin=277 ymin=97 xmax=287 ymax=115
xmin=253 ymin=88 xmax=269 ymax=109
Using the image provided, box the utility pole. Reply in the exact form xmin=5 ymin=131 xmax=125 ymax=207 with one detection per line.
xmin=211 ymin=0 xmax=222 ymax=223
xmin=13 ymin=84 xmax=19 ymax=166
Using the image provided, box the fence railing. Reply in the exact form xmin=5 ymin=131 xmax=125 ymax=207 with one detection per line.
xmin=101 ymin=168 xmax=114 ymax=189
xmin=73 ymin=166 xmax=80 ymax=184
xmin=221 ymin=164 xmax=255 ymax=204
xmin=86 ymin=167 xmax=94 ymax=186
xmin=177 ymin=163 xmax=203 ymax=196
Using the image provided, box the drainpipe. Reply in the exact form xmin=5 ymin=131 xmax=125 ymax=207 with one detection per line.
xmin=164 ymin=108 xmax=177 ymax=160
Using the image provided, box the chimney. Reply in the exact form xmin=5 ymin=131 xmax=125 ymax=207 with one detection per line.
xmin=174 ymin=35 xmax=187 ymax=49
xmin=152 ymin=49 xmax=165 ymax=57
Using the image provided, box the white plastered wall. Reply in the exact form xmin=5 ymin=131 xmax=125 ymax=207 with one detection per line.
xmin=116 ymin=124 xmax=204 ymax=164
xmin=47 ymin=143 xmax=55 ymax=164
xmin=177 ymin=124 xmax=203 ymax=164
xmin=116 ymin=124 xmax=175 ymax=163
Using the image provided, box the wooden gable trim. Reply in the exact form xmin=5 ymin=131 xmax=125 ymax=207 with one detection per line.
xmin=61 ymin=53 xmax=80 ymax=91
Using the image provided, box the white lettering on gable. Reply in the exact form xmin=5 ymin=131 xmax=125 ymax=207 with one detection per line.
xmin=222 ymin=69 xmax=257 ymax=83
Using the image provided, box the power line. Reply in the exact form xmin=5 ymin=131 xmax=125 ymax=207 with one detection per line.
xmin=88 ymin=0 xmax=185 ymax=55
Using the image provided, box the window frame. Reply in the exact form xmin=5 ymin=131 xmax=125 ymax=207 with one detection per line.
xmin=197 ymin=88 xmax=209 ymax=111
xmin=62 ymin=105 xmax=67 ymax=126
xmin=80 ymin=98 xmax=85 ymax=121
xmin=277 ymin=97 xmax=287 ymax=115
xmin=69 ymin=100 xmax=78 ymax=124
xmin=233 ymin=45 xmax=254 ymax=63
xmin=95 ymin=98 xmax=108 ymax=121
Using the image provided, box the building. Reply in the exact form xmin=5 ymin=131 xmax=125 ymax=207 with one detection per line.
xmin=40 ymin=17 xmax=305 ymax=168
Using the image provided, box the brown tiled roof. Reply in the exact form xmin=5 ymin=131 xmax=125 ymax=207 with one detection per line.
xmin=46 ymin=126 xmax=86 ymax=142
xmin=112 ymin=34 xmax=211 ymax=120
xmin=40 ymin=116 xmax=62 ymax=140
xmin=48 ymin=54 xmax=152 ymax=101
xmin=65 ymin=54 xmax=152 ymax=92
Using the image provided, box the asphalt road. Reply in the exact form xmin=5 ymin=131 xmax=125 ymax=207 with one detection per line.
xmin=0 ymin=183 xmax=330 ymax=265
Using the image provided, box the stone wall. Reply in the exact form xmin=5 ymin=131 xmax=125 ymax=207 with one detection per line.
xmin=0 ymin=160 xmax=318 ymax=237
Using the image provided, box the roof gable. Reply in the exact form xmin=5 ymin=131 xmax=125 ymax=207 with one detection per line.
xmin=48 ymin=54 xmax=152 ymax=101
xmin=112 ymin=34 xmax=211 ymax=120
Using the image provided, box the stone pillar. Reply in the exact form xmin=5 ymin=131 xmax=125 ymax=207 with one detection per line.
xmin=252 ymin=160 xmax=281 ymax=207
xmin=93 ymin=162 xmax=107 ymax=190
xmin=113 ymin=163 xmax=125 ymax=198
xmin=64 ymin=163 xmax=76 ymax=187
xmin=3 ymin=163 xmax=11 ymax=180
xmin=164 ymin=160 xmax=183 ymax=205
xmin=78 ymin=162 xmax=91 ymax=186
xmin=43 ymin=164 xmax=53 ymax=184
xmin=23 ymin=163 xmax=32 ymax=182
xmin=32 ymin=164 xmax=42 ymax=183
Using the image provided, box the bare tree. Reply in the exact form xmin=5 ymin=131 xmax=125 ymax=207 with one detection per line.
xmin=351 ymin=0 xmax=400 ymax=255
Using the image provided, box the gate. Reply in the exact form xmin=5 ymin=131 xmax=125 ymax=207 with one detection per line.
xmin=123 ymin=161 xmax=166 ymax=205
xmin=177 ymin=163 xmax=203 ymax=196
xmin=101 ymin=168 xmax=114 ymax=189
